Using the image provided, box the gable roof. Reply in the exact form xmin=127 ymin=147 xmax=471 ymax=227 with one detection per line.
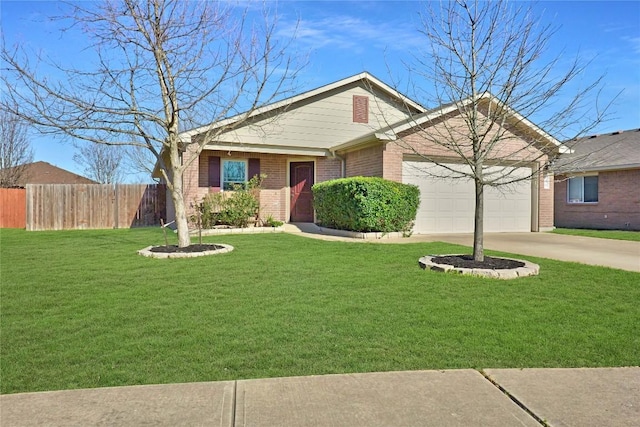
xmin=331 ymin=93 xmax=565 ymax=154
xmin=553 ymin=128 xmax=640 ymax=174
xmin=179 ymin=72 xmax=426 ymax=142
xmin=6 ymin=161 xmax=98 ymax=186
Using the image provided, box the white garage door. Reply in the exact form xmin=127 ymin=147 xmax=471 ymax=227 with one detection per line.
xmin=402 ymin=161 xmax=532 ymax=234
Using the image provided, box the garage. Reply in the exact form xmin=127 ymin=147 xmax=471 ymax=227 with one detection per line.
xmin=402 ymin=160 xmax=533 ymax=234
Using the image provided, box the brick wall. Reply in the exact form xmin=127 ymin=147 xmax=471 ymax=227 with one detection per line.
xmin=183 ymin=150 xmax=343 ymax=223
xmin=345 ymin=145 xmax=383 ymax=177
xmin=554 ymin=169 xmax=640 ymax=230
xmin=538 ymin=172 xmax=554 ymax=229
xmin=316 ymin=157 xmax=343 ymax=182
xmin=187 ymin=150 xmax=289 ymax=222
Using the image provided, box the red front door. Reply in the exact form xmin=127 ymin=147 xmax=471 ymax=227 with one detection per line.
xmin=290 ymin=161 xmax=314 ymax=222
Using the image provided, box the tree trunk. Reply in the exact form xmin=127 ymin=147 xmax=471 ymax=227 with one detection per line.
xmin=473 ymin=177 xmax=484 ymax=262
xmin=170 ymin=172 xmax=191 ymax=248
xmin=168 ymin=145 xmax=191 ymax=248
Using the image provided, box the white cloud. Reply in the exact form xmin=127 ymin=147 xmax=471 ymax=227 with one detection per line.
xmin=279 ymin=14 xmax=423 ymax=54
xmin=622 ymin=36 xmax=640 ymax=55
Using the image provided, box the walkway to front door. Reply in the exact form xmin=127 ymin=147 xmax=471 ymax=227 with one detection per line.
xmin=290 ymin=161 xmax=314 ymax=222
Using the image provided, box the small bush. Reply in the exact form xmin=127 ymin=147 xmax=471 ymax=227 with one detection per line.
xmin=264 ymin=215 xmax=284 ymax=228
xmin=193 ymin=174 xmax=264 ymax=228
xmin=312 ymin=177 xmax=419 ymax=233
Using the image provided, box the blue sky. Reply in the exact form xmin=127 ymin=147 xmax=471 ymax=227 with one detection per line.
xmin=2 ymin=1 xmax=639 ymax=181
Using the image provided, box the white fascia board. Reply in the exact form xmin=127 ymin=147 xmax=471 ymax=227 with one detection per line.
xmin=203 ymin=143 xmax=331 ymax=157
xmin=179 ymin=72 xmax=425 ymax=140
xmin=397 ymin=94 xmax=564 ymax=153
xmin=360 ymin=72 xmax=426 ymax=112
xmin=332 ymin=95 xmax=564 ymax=155
xmin=330 ymin=104 xmax=460 ymax=153
xmin=390 ymin=103 xmax=462 ymax=135
xmin=557 ymin=163 xmax=640 ymax=174
xmin=476 ymin=94 xmax=564 ymax=151
xmin=374 ymin=131 xmax=398 ymax=141
xmin=330 ymin=132 xmax=379 ymax=153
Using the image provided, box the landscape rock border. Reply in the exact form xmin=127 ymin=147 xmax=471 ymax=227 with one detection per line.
xmin=316 ymin=226 xmax=406 ymax=239
xmin=190 ymin=226 xmax=284 ymax=236
xmin=138 ymin=244 xmax=234 ymax=259
xmin=418 ymin=254 xmax=539 ymax=279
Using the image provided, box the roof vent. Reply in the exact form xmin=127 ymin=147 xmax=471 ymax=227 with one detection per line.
xmin=612 ymin=130 xmax=622 ymax=135
xmin=589 ymin=134 xmax=598 ymax=138
xmin=353 ymin=95 xmax=369 ymax=124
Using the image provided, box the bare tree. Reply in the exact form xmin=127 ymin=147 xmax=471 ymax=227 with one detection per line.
xmin=1 ymin=0 xmax=298 ymax=246
xmin=126 ymin=145 xmax=157 ymax=180
xmin=393 ymin=0 xmax=612 ymax=261
xmin=0 ymin=104 xmax=33 ymax=187
xmin=73 ymin=142 xmax=125 ymax=184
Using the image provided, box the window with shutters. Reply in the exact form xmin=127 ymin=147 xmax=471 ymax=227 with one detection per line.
xmin=222 ymin=159 xmax=247 ymax=190
xmin=353 ymin=95 xmax=369 ymax=123
xmin=206 ymin=156 xmax=259 ymax=191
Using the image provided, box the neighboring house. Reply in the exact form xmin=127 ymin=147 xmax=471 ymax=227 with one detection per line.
xmin=7 ymin=161 xmax=97 ymax=186
xmin=164 ymin=72 xmax=564 ymax=234
xmin=553 ymin=129 xmax=640 ymax=230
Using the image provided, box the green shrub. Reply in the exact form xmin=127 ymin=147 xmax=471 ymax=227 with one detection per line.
xmin=264 ymin=215 xmax=284 ymax=228
xmin=312 ymin=177 xmax=419 ymax=233
xmin=194 ymin=193 xmax=226 ymax=228
xmin=192 ymin=174 xmax=264 ymax=228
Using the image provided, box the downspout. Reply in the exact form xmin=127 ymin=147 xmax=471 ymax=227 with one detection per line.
xmin=329 ymin=150 xmax=346 ymax=178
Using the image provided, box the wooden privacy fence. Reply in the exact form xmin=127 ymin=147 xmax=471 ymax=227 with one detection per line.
xmin=25 ymin=184 xmax=166 ymax=231
xmin=0 ymin=188 xmax=27 ymax=228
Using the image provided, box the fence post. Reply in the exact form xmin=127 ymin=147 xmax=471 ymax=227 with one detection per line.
xmin=113 ymin=184 xmax=119 ymax=229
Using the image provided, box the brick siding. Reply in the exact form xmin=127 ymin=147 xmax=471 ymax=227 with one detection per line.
xmin=344 ymin=145 xmax=383 ymax=177
xmin=554 ymin=169 xmax=640 ymax=230
xmin=316 ymin=157 xmax=343 ymax=183
xmin=538 ymin=172 xmax=554 ymax=229
xmin=183 ymin=150 xmax=342 ymax=223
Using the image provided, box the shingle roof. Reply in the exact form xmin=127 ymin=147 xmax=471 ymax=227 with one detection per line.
xmin=553 ymin=128 xmax=640 ymax=174
xmin=8 ymin=161 xmax=98 ymax=186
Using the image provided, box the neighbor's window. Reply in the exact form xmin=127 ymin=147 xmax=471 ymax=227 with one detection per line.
xmin=222 ymin=159 xmax=247 ymax=190
xmin=568 ymin=175 xmax=598 ymax=203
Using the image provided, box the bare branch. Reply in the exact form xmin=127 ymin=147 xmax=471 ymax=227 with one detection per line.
xmin=1 ymin=0 xmax=301 ymax=246
xmin=73 ymin=142 xmax=125 ymax=184
xmin=0 ymin=104 xmax=34 ymax=187
xmin=391 ymin=0 xmax=614 ymax=261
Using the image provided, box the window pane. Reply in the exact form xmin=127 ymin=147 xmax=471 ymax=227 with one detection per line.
xmin=584 ymin=176 xmax=598 ymax=202
xmin=568 ymin=177 xmax=583 ymax=203
xmin=223 ymin=160 xmax=247 ymax=190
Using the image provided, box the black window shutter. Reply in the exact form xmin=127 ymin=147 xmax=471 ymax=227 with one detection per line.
xmin=209 ymin=156 xmax=221 ymax=189
xmin=248 ymin=158 xmax=260 ymax=180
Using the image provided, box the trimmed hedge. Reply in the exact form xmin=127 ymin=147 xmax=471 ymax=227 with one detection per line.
xmin=312 ymin=177 xmax=419 ymax=233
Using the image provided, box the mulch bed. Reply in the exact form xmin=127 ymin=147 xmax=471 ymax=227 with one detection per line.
xmin=432 ymin=255 xmax=525 ymax=270
xmin=149 ymin=244 xmax=225 ymax=253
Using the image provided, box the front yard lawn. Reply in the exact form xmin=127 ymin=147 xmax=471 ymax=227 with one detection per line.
xmin=552 ymin=228 xmax=640 ymax=241
xmin=1 ymin=228 xmax=638 ymax=394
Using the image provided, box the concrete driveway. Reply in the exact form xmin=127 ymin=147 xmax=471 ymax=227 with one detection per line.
xmin=285 ymin=225 xmax=639 ymax=272
xmin=387 ymin=232 xmax=640 ymax=272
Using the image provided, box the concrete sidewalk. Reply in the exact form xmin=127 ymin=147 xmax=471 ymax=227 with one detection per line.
xmin=1 ymin=368 xmax=638 ymax=426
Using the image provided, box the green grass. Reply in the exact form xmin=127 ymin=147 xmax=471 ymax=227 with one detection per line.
xmin=552 ymin=228 xmax=640 ymax=241
xmin=1 ymin=228 xmax=639 ymax=394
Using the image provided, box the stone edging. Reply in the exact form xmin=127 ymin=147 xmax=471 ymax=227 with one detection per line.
xmin=418 ymin=254 xmax=540 ymax=279
xmin=317 ymin=227 xmax=405 ymax=240
xmin=190 ymin=226 xmax=284 ymax=236
xmin=138 ymin=244 xmax=234 ymax=259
